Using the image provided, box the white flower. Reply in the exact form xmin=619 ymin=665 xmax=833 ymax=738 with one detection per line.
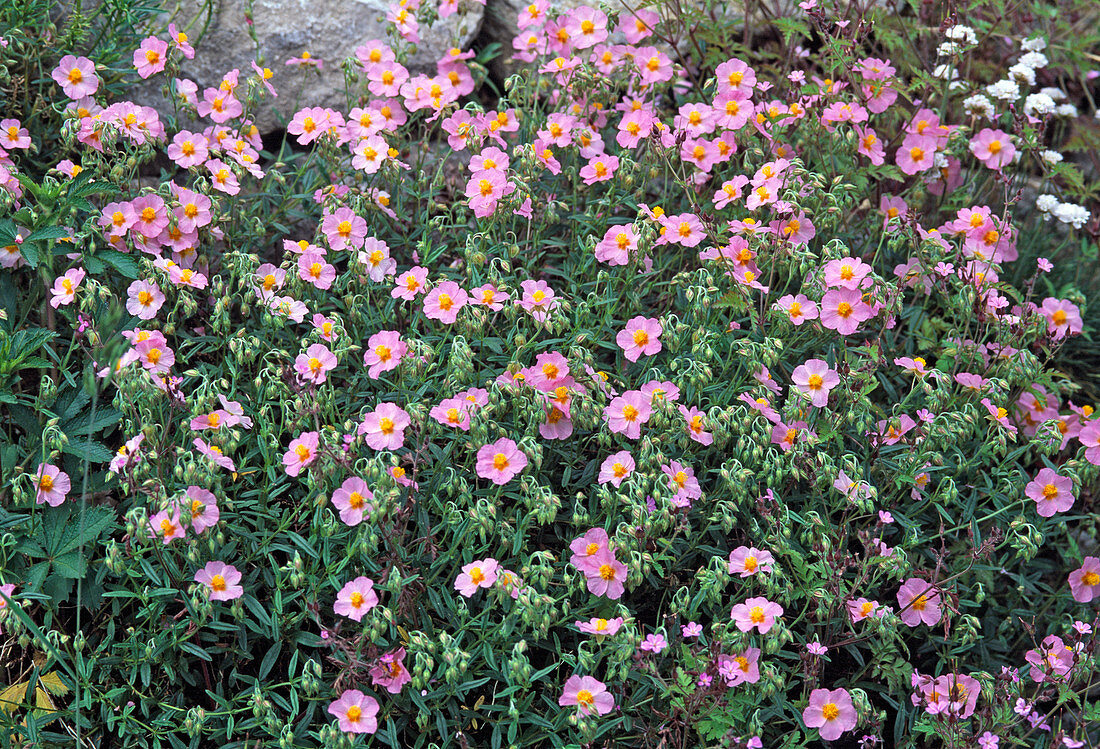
xmin=1036 ymin=194 xmax=1059 ymax=213
xmin=1040 ymin=87 xmax=1066 ymax=101
xmin=1024 ymin=93 xmax=1056 ymax=117
xmin=1019 ymin=51 xmax=1048 ymax=69
xmin=1052 ymin=202 xmax=1089 ymax=229
xmin=986 ymin=79 xmax=1020 ymax=101
xmin=964 ymin=94 xmax=996 ymax=119
xmin=1008 ymin=63 xmax=1036 ymax=86
xmin=945 ymin=25 xmax=978 ymax=45
xmin=933 ymin=63 xmax=958 ymax=81
xmin=1040 ymin=150 xmax=1063 ymax=165
xmin=1054 ymin=103 xmax=1078 ymax=117
xmin=937 ymin=41 xmax=961 ymax=57
xmin=1020 ymin=36 xmax=1047 ymax=52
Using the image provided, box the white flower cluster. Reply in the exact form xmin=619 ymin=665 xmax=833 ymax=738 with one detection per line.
xmin=945 ymin=24 xmax=978 ymax=46
xmin=1037 ymin=195 xmax=1091 ymax=228
xmin=1024 ymin=93 xmax=1056 ymax=117
xmin=964 ymin=94 xmax=996 ymax=120
xmin=1040 ymin=149 xmax=1063 ymax=165
xmin=986 ymin=79 xmax=1020 ymax=102
xmin=980 ymin=35 xmax=1050 ymax=113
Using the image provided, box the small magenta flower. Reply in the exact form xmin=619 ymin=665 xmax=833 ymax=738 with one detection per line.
xmin=475 ymin=438 xmax=528 ymax=485
xmin=1025 ymin=468 xmax=1075 ymax=517
xmin=681 ymin=622 xmax=703 ymax=638
xmin=1069 ymin=557 xmax=1100 ymax=602
xmin=803 ymin=688 xmax=857 ymax=741
xmin=283 ymin=431 xmax=319 ymax=477
xmin=195 ymin=561 xmax=243 ymax=601
xmin=730 ymin=597 xmax=783 ymax=633
xmin=328 ymin=689 xmax=379 ymax=734
xmin=897 ymin=578 xmax=941 ymax=626
xmin=640 ymin=633 xmax=668 ymax=654
xmin=455 ymin=558 xmax=499 ymax=597
xmin=559 ymin=675 xmax=614 ymax=716
xmin=33 ymin=464 xmax=70 ymax=507
xmin=334 ymin=576 xmax=378 ymax=621
xmin=616 ymin=316 xmax=662 ymax=362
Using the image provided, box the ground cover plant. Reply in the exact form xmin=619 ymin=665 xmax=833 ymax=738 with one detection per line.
xmin=1 ymin=0 xmax=1099 ymax=746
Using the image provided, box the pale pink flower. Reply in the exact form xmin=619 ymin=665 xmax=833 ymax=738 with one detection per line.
xmin=1040 ymin=298 xmax=1083 ymax=339
xmin=33 ymin=463 xmax=70 ymax=506
xmin=616 ymin=316 xmax=662 ymax=362
xmin=1069 ymin=557 xmax=1100 ymax=602
xmin=604 ymin=390 xmax=652 ymax=439
xmin=730 ymin=597 xmax=783 ymax=633
xmin=392 ymin=266 xmax=429 ymax=300
xmin=517 ymin=279 xmax=559 ymax=322
xmin=328 ymin=689 xmax=379 ymax=734
xmin=897 ymin=578 xmax=941 ymax=627
xmin=294 ymin=343 xmax=337 ymax=385
xmin=363 ymin=330 xmax=406 ymax=379
xmin=718 ymin=648 xmax=761 ymax=686
xmin=823 ymin=257 xmax=873 ymax=289
xmin=820 ymin=288 xmax=874 ymax=335
xmin=455 ymin=558 xmax=499 ymax=597
xmin=359 ymin=403 xmax=411 ymax=451
xmin=728 ymin=547 xmax=774 ymax=577
xmin=195 ymin=561 xmax=243 ymax=601
xmin=680 ymin=405 xmax=714 ymax=445
xmin=149 ymin=509 xmax=185 ymax=544
xmin=775 ymin=294 xmax=819 ymax=325
xmin=577 ymin=617 xmax=623 ymax=636
xmin=569 ymin=528 xmax=611 ymax=575
xmin=423 ymin=281 xmax=468 ymax=324
xmin=370 ymin=647 xmax=412 ymax=694
xmin=475 ymin=437 xmax=528 ymax=485
xmin=50 ymin=267 xmax=85 ymax=309
xmin=1025 ymin=468 xmax=1075 ymax=517
xmin=194 ymin=437 xmax=235 ymax=471
xmin=298 ymin=253 xmax=335 ymax=290
xmin=52 ymin=55 xmax=99 ymax=98
xmin=321 ymin=207 xmax=367 ymax=252
xmin=803 ymin=688 xmax=857 ymax=741
xmin=969 ymin=128 xmax=1015 ymax=170
xmin=184 ymin=486 xmax=219 ymax=534
xmin=559 ymin=675 xmax=614 ymax=716
xmin=791 ymin=359 xmax=840 ymax=408
xmin=595 ymin=224 xmax=636 ymax=266
xmin=585 ymin=548 xmax=627 ymax=599
xmin=134 ymin=37 xmax=168 ymax=79
xmin=334 ymin=576 xmax=379 ymax=621
xmin=471 ymin=283 xmax=508 ymax=310
xmin=332 ymin=477 xmax=374 ymax=526
xmin=167 ymin=131 xmax=209 ymax=169
xmin=283 ymin=431 xmax=320 ymax=477
xmin=848 ymin=598 xmax=885 ymax=623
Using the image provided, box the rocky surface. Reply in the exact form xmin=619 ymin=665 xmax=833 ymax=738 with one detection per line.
xmin=129 ymin=0 xmax=484 ymax=133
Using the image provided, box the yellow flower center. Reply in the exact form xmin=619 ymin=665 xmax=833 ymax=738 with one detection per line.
xmin=210 ymin=574 xmax=226 ymax=591
xmin=749 ymin=606 xmax=765 ymax=624
xmin=744 ymin=556 xmax=757 ymax=572
xmin=912 ymin=594 xmax=928 ymax=611
xmin=988 ymin=140 xmax=1001 ymax=154
xmin=438 ymin=293 xmax=453 ymax=311
xmin=493 ymin=453 xmax=509 ymax=470
xmin=822 ymin=703 xmax=840 ymax=721
xmin=909 ymin=147 xmax=924 ymax=161
xmin=1052 ymin=310 xmax=1068 ymax=325
xmin=469 ymin=567 xmax=485 ymax=584
xmin=348 ymin=491 xmax=364 ymax=509
xmin=1083 ymin=571 xmax=1100 ymax=587
xmin=295 ymin=444 xmax=311 ymax=461
xmin=807 ymin=374 xmax=824 ymax=390
xmin=347 ymin=705 xmax=362 ymax=722
xmin=599 ymin=564 xmax=616 ymax=581
xmin=147 ymin=348 xmax=162 ymax=364
xmin=145 ymin=49 xmax=160 ymax=64
xmin=576 ymin=689 xmax=594 ymax=705
xmin=836 ymin=302 xmax=853 ymax=318
xmin=379 ymin=417 xmax=395 ymax=435
xmin=1042 ymin=484 xmax=1059 ymax=500
xmin=585 ymin=543 xmax=600 ymax=556
xmin=38 ymin=475 xmax=55 ymax=492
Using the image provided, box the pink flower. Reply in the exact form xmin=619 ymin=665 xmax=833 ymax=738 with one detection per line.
xmin=728 ymin=546 xmax=774 ymax=577
xmin=130 ymin=194 xmax=168 ymax=238
xmin=0 ymin=119 xmax=30 ymax=150
xmin=455 ymin=557 xmax=499 ymax=597
xmin=598 ymin=451 xmax=635 ymax=487
xmin=803 ymin=688 xmax=858 ymax=741
xmin=897 ymin=578 xmax=941 ymax=627
xmin=430 ymin=398 xmax=471 ymax=431
xmin=328 ymin=689 xmax=379 ymax=734
xmin=332 ymin=477 xmax=374 ymax=526
xmin=604 ymin=390 xmax=652 ymax=439
xmin=559 ymin=675 xmax=614 ymax=716
xmin=475 ymin=438 xmax=528 ymax=485
xmin=423 ymin=281 xmax=468 ymax=324
xmin=298 ymin=253 xmax=336 ymax=290
xmin=207 ymin=159 xmax=240 ymax=195
xmin=1025 ymin=635 xmax=1075 ymax=683
xmin=1069 ymin=557 xmax=1100 ymax=603
xmin=580 ymin=153 xmax=619 ymax=184
xmin=970 ymin=128 xmax=1015 ymax=170
xmin=820 ymin=288 xmax=874 ymax=335
xmin=595 ymin=224 xmax=637 ymax=266
xmin=823 ymin=257 xmax=872 ymax=289
xmin=194 ymin=437 xmax=235 ymax=471
xmin=517 ymin=279 xmax=559 ymax=322
xmin=466 ymin=169 xmax=513 ymax=217
xmin=569 ymin=528 xmax=611 ymax=575
xmin=334 ymin=576 xmax=379 ymax=621
xmin=718 ymin=648 xmax=761 ymax=686
xmin=370 ymin=647 xmax=412 ymax=694
xmin=33 ymin=463 xmax=70 ymax=506
xmin=663 ymin=461 xmax=702 ymax=507
xmin=576 ymin=617 xmax=623 ymax=636
xmin=1025 ymin=468 xmax=1075 ymax=517
xmin=294 ymin=343 xmax=337 ymax=385
xmin=1080 ymin=420 xmax=1100 ymax=465
xmin=471 ymin=283 xmax=508 ymax=310
xmin=392 ymin=266 xmax=429 ymax=300
xmin=363 ymin=330 xmax=406 ymax=379
xmin=680 ymin=405 xmax=714 ymax=445
xmin=195 ymin=561 xmax=243 ymax=601
xmin=896 ymin=134 xmax=937 ymax=174
xmin=283 ymin=431 xmax=320 ymax=477
xmin=1040 ymin=298 xmax=1083 ymax=339
xmin=321 ymin=207 xmax=367 ymax=252
xmin=807 ymin=641 xmax=828 ymax=655
xmin=52 ymin=55 xmax=99 ymax=98
xmin=681 ymin=622 xmax=703 ymax=638
xmin=134 ymin=37 xmax=169 ymax=79
xmin=775 ymin=294 xmax=819 ymax=325
xmin=848 ymin=598 xmax=885 ymax=623
xmin=585 ymin=549 xmax=627 ymax=599
xmin=616 ymin=316 xmax=662 ymax=362
xmin=791 ymin=359 xmax=840 ymax=408
xmin=167 ymin=130 xmax=209 ymax=168
xmin=640 ymin=633 xmax=668 ymax=653
xmin=184 ymin=486 xmax=219 ymax=534
xmin=50 ymin=267 xmax=85 ymax=308
xmin=730 ymin=597 xmax=784 ymax=633
xmin=149 ymin=509 xmax=185 ymax=544
xmin=359 ymin=403 xmax=411 ymax=451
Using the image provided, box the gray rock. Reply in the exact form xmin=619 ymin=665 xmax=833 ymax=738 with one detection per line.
xmin=129 ymin=0 xmax=484 ymax=133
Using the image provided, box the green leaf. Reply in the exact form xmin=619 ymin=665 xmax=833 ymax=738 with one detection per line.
xmin=26 ymin=226 xmax=74 ymax=243
xmin=62 ymin=437 xmax=114 ymax=463
xmin=51 ymin=506 xmax=115 ymax=557
xmin=60 ymin=407 xmax=122 ymax=436
xmin=96 ymin=249 xmax=140 ymax=279
xmin=51 ymin=551 xmax=88 ymax=579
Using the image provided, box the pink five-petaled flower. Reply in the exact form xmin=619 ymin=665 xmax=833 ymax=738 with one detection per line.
xmin=331 ymin=477 xmax=374 ymax=526
xmin=585 ymin=549 xmax=627 ymax=599
xmin=577 ymin=617 xmax=624 ymax=636
xmin=328 ymin=689 xmax=379 ymax=735
xmin=423 ymin=281 xmax=468 ymax=324
xmin=195 ymin=561 xmax=243 ymax=601
xmin=475 ymin=437 xmax=528 ymax=485
xmin=52 ymin=55 xmax=99 ymax=98
xmin=598 ymin=450 xmax=635 ymax=487
xmin=680 ymin=405 xmax=714 ymax=444
xmin=820 ymin=288 xmax=874 ymax=335
xmin=569 ymin=528 xmax=610 ymax=575
xmin=1069 ymin=557 xmax=1100 ymax=603
xmin=364 ymin=330 xmax=406 ymax=379
xmin=50 ymin=267 xmax=86 ymax=308
xmin=604 ymin=390 xmax=652 ymax=439
xmin=728 ymin=546 xmax=774 ymax=577
xmin=791 ymin=359 xmax=840 ymax=408
xmin=185 ymin=486 xmax=219 ymax=534
xmin=134 ymin=36 xmax=169 ymax=79
xmin=730 ymin=597 xmax=784 ymax=633
xmin=392 ymin=266 xmax=429 ymax=300
xmin=283 ymin=431 xmax=319 ymax=477
xmin=969 ymin=128 xmax=1015 ymax=170
xmin=616 ymin=316 xmax=662 ymax=362
xmin=1025 ymin=468 xmax=1075 ymax=518
xmin=1040 ymin=298 xmax=1083 ymax=339
xmin=370 ymin=647 xmax=412 ymax=694
xmin=897 ymin=578 xmax=942 ymax=626
xmin=559 ymin=675 xmax=614 ymax=716
xmin=518 ymin=279 xmax=559 ymax=322
xmin=719 ymin=648 xmax=761 ymax=686
xmin=334 ymin=576 xmax=379 ymax=621
xmin=294 ymin=343 xmax=337 ymax=385
xmin=455 ymin=557 xmax=499 ymax=597
xmin=126 ymin=280 xmax=165 ymax=320
xmin=803 ymin=688 xmax=858 ymax=741
xmin=150 ymin=509 xmax=184 ymax=544
xmin=359 ymin=403 xmax=411 ymax=451
xmin=33 ymin=463 xmax=71 ymax=506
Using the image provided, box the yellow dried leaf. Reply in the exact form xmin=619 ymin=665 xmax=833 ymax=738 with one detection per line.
xmin=40 ymin=672 xmax=69 ymax=697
